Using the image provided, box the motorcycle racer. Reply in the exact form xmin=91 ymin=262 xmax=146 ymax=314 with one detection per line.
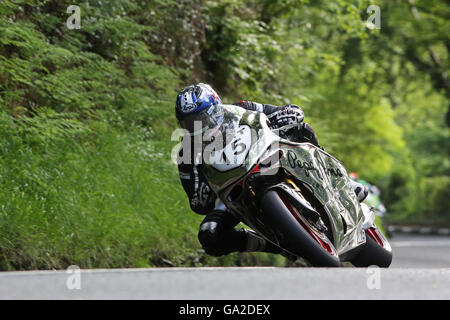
xmin=175 ymin=83 xmax=367 ymax=257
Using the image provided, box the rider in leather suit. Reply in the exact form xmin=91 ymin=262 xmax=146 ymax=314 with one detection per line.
xmin=175 ymin=83 xmax=368 ymax=257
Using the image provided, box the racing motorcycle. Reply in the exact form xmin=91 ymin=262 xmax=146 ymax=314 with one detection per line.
xmin=202 ymin=105 xmax=392 ymax=267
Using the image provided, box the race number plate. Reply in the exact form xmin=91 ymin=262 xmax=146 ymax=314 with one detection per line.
xmin=208 ymin=125 xmax=252 ymax=172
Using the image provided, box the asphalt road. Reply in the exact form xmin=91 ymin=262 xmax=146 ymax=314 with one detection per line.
xmin=0 ymin=233 xmax=448 ymax=300
xmin=390 ymin=233 xmax=450 ymax=268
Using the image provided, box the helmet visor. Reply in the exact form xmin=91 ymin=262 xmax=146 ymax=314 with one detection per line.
xmin=179 ymin=104 xmax=224 ymax=136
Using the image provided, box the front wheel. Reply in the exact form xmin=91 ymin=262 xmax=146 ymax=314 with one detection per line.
xmin=261 ymin=190 xmax=341 ymax=267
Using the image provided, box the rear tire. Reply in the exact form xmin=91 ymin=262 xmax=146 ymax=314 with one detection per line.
xmin=261 ymin=190 xmax=341 ymax=267
xmin=351 ymin=233 xmax=392 ymax=268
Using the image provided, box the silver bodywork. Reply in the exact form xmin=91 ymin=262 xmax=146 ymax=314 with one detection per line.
xmin=203 ymin=105 xmax=378 ymax=259
xmin=279 ymin=143 xmax=367 ymax=256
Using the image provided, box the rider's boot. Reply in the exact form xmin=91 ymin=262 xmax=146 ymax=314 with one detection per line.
xmin=242 ymin=229 xmax=277 ymax=253
xmin=350 ymin=180 xmax=369 ymax=202
xmin=242 ymin=229 xmax=297 ymax=261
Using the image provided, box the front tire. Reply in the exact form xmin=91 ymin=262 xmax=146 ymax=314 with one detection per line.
xmin=261 ymin=190 xmax=341 ymax=267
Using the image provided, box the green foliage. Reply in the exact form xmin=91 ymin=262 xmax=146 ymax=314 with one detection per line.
xmin=0 ymin=0 xmax=448 ymax=269
xmin=0 ymin=0 xmax=288 ymax=269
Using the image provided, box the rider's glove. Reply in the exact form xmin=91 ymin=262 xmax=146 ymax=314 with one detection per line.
xmin=267 ymin=105 xmax=304 ymax=133
xmin=190 ymin=192 xmax=201 ymax=208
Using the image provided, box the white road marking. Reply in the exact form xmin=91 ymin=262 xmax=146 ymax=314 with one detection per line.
xmin=391 ymin=241 xmax=450 ymax=248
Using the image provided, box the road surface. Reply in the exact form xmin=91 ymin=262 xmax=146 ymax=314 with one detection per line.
xmin=0 ymin=233 xmax=448 ymax=300
xmin=390 ymin=233 xmax=450 ymax=268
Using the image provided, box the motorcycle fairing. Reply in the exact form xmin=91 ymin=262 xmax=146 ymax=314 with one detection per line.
xmin=202 ymin=105 xmax=368 ymax=257
xmin=279 ymin=143 xmax=367 ymax=256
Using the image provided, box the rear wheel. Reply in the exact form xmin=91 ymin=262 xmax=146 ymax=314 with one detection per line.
xmin=261 ymin=190 xmax=341 ymax=267
xmin=351 ymin=227 xmax=392 ymax=268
